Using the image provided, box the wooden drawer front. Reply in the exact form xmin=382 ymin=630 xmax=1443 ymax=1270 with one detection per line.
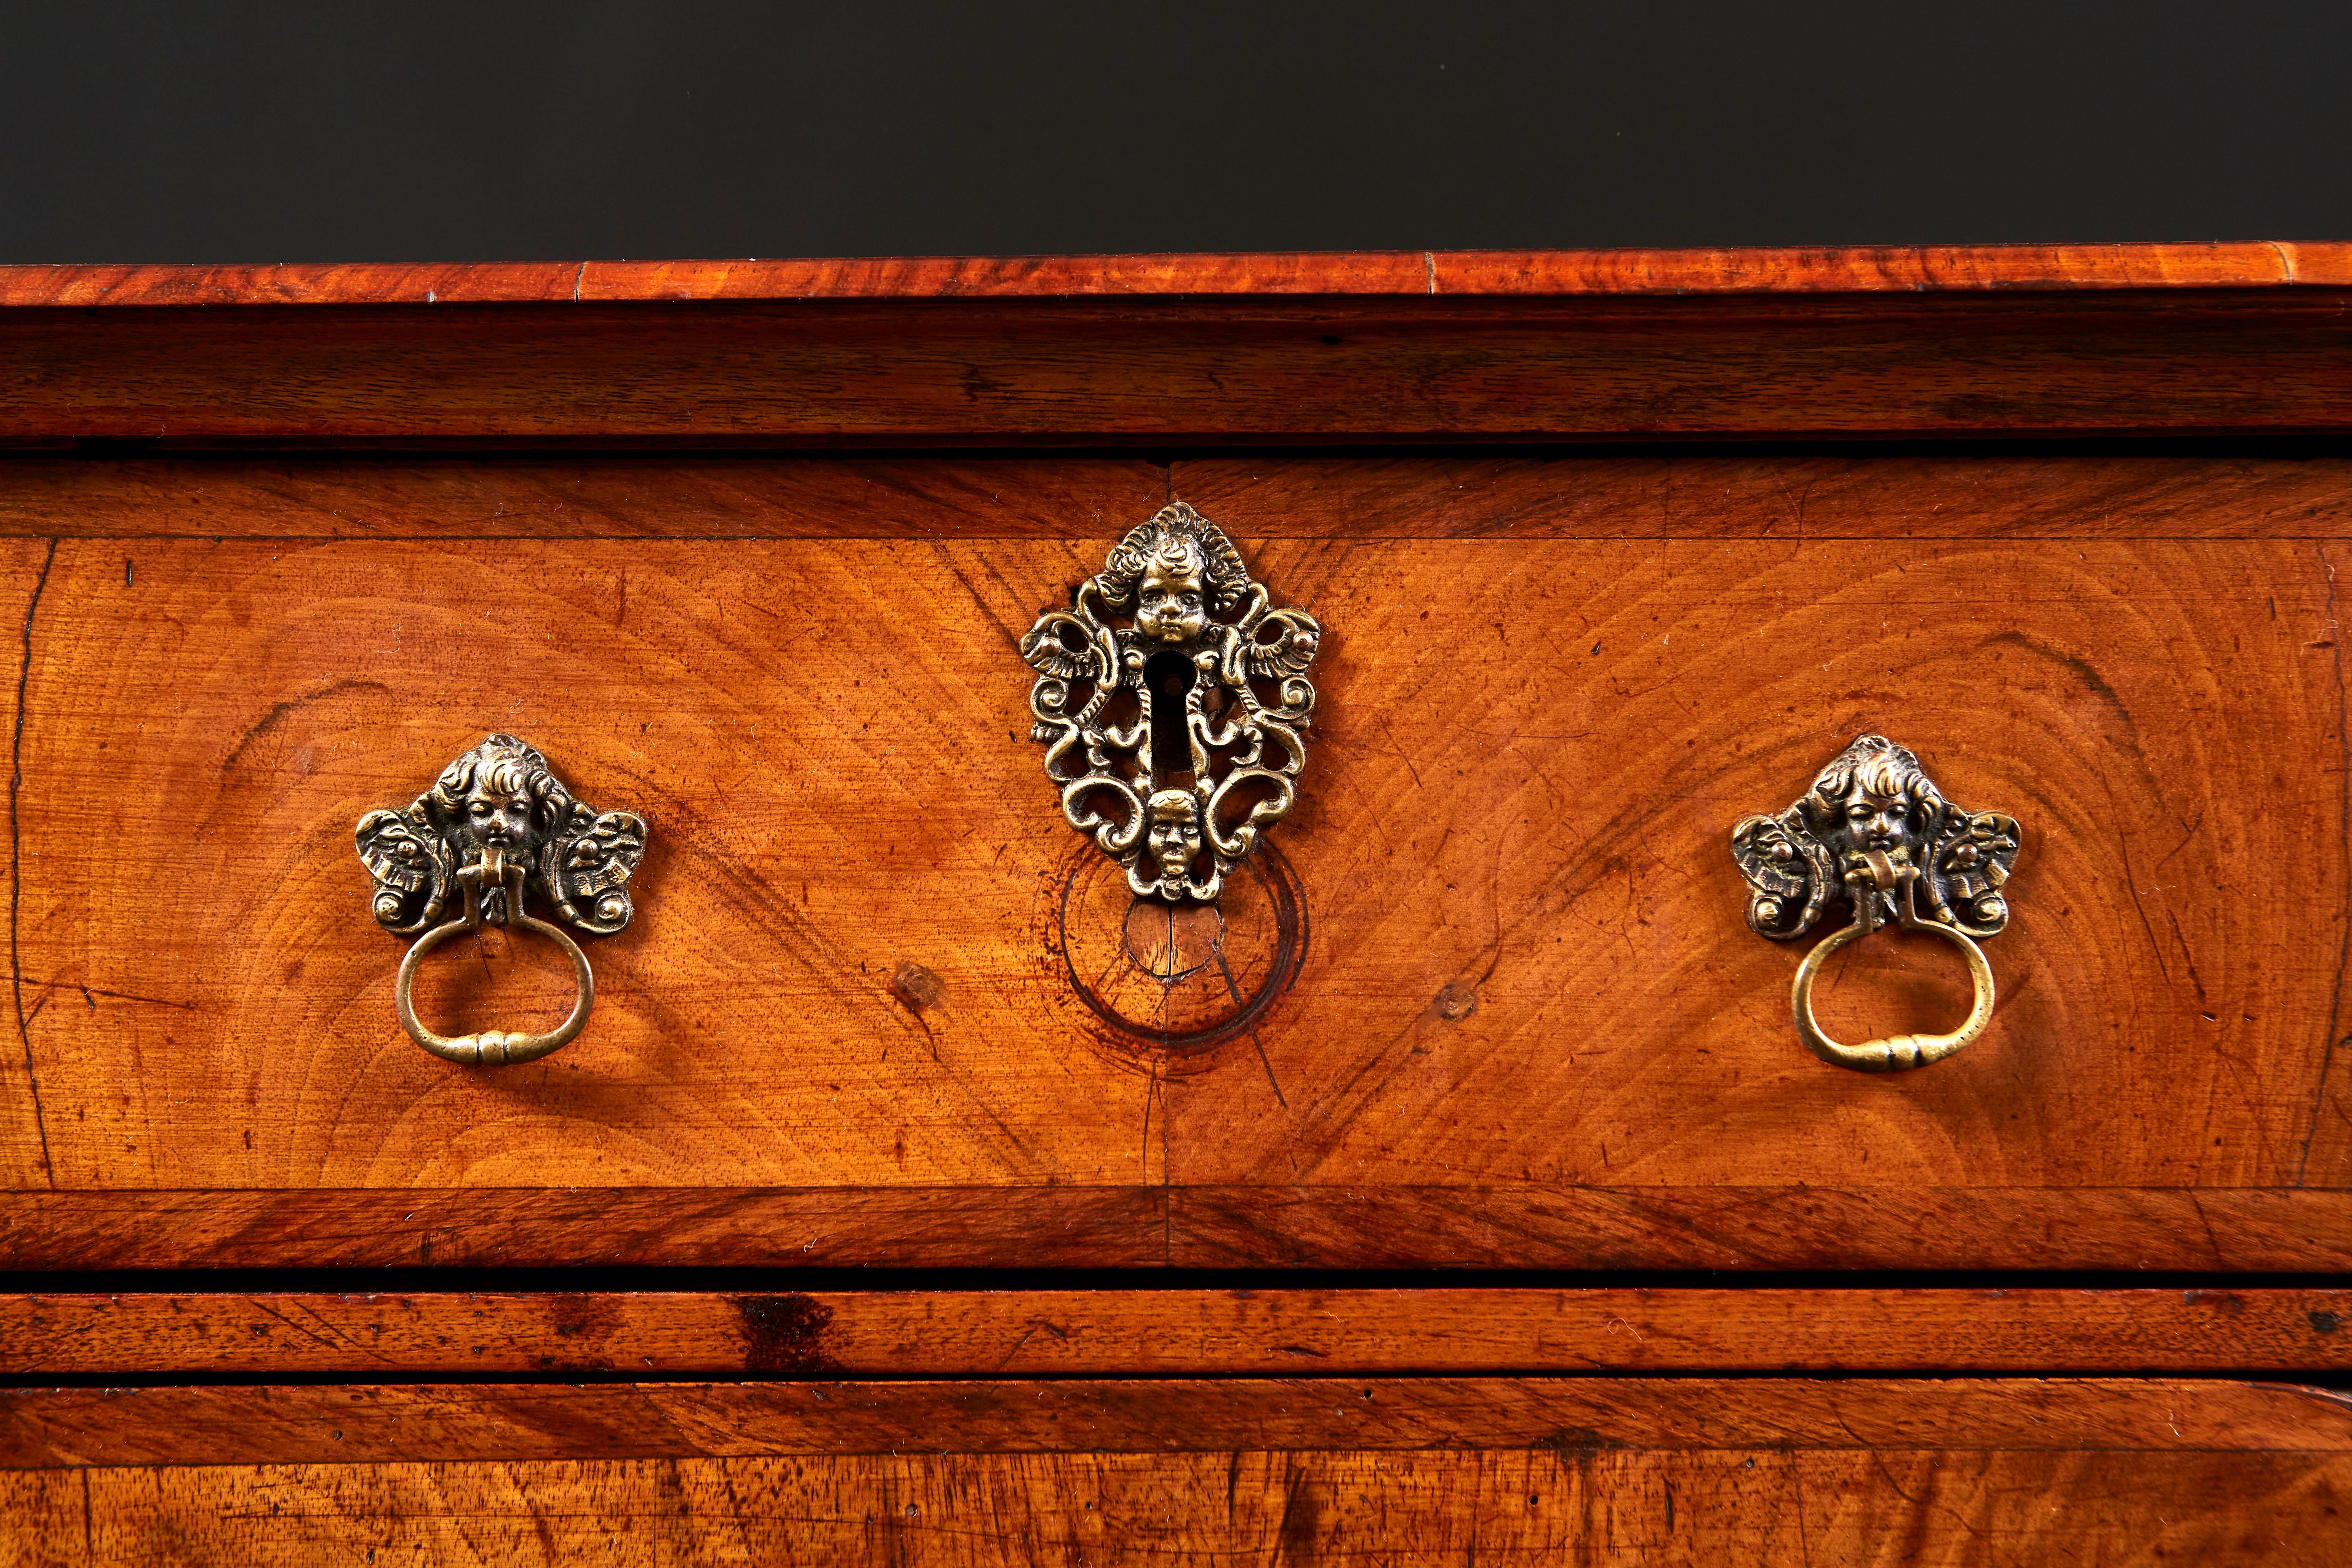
xmin=4 ymin=1288 xmax=2348 ymax=1377
xmin=0 ymin=1377 xmax=2344 ymax=1565
xmin=7 ymin=1288 xmax=2347 ymax=1561
xmin=0 ymin=453 xmax=2344 ymax=1269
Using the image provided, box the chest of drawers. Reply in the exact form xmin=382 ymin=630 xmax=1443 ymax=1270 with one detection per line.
xmin=0 ymin=245 xmax=2348 ymax=1562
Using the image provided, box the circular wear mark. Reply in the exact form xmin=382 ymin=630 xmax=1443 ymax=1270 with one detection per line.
xmin=1056 ymin=840 xmax=1307 ymax=1062
xmin=1122 ymin=899 xmax=1225 ymax=983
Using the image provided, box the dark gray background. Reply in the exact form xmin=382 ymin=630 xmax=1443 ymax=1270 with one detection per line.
xmin=2 ymin=2 xmax=2343 ymax=263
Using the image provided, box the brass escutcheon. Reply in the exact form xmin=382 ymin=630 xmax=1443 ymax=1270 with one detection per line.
xmin=1731 ymin=735 xmax=2021 ymax=1072
xmin=356 ymin=734 xmax=646 ymax=1065
xmin=1018 ymin=502 xmax=1321 ymax=904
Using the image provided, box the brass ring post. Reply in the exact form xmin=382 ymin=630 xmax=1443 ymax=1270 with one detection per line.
xmin=392 ymin=858 xmax=595 ymax=1066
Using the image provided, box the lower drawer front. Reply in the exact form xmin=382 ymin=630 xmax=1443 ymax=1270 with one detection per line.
xmin=2 ymin=1377 xmax=2342 ymax=1565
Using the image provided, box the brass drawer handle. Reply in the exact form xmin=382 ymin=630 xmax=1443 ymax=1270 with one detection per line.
xmin=355 ymin=734 xmax=646 ymax=1065
xmin=1732 ymin=735 xmax=2020 ymax=1071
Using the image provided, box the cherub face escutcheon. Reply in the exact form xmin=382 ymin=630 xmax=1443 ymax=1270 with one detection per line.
xmin=1019 ymin=503 xmax=1321 ymax=902
xmin=356 ymin=734 xmax=647 ymax=1064
xmin=1731 ymin=734 xmax=2022 ymax=1070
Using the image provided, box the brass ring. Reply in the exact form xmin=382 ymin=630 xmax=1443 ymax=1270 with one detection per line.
xmin=394 ymin=909 xmax=595 ymax=1067
xmin=1791 ymin=917 xmax=1994 ymax=1072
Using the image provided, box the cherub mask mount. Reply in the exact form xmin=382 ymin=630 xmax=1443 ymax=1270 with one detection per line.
xmin=1020 ymin=503 xmax=1321 ymax=903
xmin=356 ymin=734 xmax=647 ymax=1065
xmin=1731 ymin=734 xmax=2022 ymax=1072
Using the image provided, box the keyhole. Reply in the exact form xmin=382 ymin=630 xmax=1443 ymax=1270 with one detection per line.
xmin=1143 ymin=651 xmax=1195 ymax=781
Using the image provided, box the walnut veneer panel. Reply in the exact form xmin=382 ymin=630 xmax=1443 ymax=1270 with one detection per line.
xmin=11 ymin=538 xmax=1159 ymax=1192
xmin=1174 ymin=536 xmax=2347 ymax=1192
xmin=10 ymin=293 xmax=2352 ymax=444
xmin=1173 ymin=453 xmax=2352 ymax=540
xmin=7 ymin=243 xmax=2351 ymax=305
xmin=2 ymin=1378 xmax=2342 ymax=1465
xmin=11 ymin=1187 xmax=2352 ymax=1269
xmin=3 ymin=1288 xmax=2347 ymax=1375
xmin=0 ymin=455 xmax=1169 ymax=540
xmin=2 ymin=453 xmax=2351 ymax=541
xmin=0 ymin=1381 xmax=2345 ymax=1563
xmin=21 ymin=1451 xmax=2343 ymax=1566
xmin=0 ymin=533 xmax=2333 ymax=1217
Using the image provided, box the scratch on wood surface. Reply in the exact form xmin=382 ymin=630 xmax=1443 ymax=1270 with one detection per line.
xmin=935 ymin=547 xmax=1025 ymax=654
xmin=1140 ymin=1063 xmax=1160 ymax=1182
xmin=2300 ymin=541 xmax=2351 ymax=1187
xmin=220 ymin=677 xmax=390 ymax=774
xmin=5 ymin=976 xmax=193 ymax=1011
xmin=9 ymin=537 xmax=56 ymax=1186
xmin=1214 ymin=945 xmax=1286 ymax=1109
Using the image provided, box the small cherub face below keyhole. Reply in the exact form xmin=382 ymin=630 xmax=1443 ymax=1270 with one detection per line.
xmin=1145 ymin=789 xmax=1205 ymax=883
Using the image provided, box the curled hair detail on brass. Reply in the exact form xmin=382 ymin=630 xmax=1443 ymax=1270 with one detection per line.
xmin=1094 ymin=501 xmax=1252 ymax=617
xmin=1802 ymin=734 xmax=1944 ymax=833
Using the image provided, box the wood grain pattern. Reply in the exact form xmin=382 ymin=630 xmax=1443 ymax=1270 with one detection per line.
xmin=3 ymin=244 xmax=2349 ymax=307
xmin=6 ymin=1381 xmax=2350 ymax=1561
xmin=9 ymin=1187 xmax=2352 ymax=1271
xmin=2 ymin=1378 xmax=2343 ymax=1466
xmin=0 ymin=1189 xmax=1174 ymax=1269
xmin=1172 ymin=452 xmax=2352 ymax=540
xmin=21 ymin=1449 xmax=2345 ymax=1566
xmin=0 ymin=533 xmax=2335 ymax=1269
xmin=3 ymin=452 xmax=2352 ymax=541
xmin=1165 ymin=1187 xmax=2352 ymax=1272
xmin=1171 ymin=536 xmax=2344 ymax=1195
xmin=2 ymin=1288 xmax=2347 ymax=1376
xmin=9 ymin=293 xmax=2352 ymax=444
xmin=0 ymin=455 xmax=1168 ymax=540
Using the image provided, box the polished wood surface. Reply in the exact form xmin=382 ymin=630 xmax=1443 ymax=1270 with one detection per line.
xmin=2 ymin=1377 xmax=2341 ymax=1465
xmin=4 ymin=452 xmax=2352 ymax=541
xmin=0 ymin=455 xmax=1170 ymax=540
xmin=2 ymin=1288 xmax=2345 ymax=1375
xmin=7 ymin=293 xmax=2352 ymax=444
xmin=0 ymin=514 xmax=2331 ymax=1263
xmin=0 ymin=538 xmax=2329 ymax=1185
xmin=2 ymin=243 xmax=2349 ymax=307
xmin=0 ymin=243 xmax=2342 ymax=1556
xmin=8 ymin=1186 xmax=2352 ymax=1270
xmin=0 ymin=1380 xmax=2343 ymax=1563
xmin=16 ymin=1449 xmax=2345 ymax=1566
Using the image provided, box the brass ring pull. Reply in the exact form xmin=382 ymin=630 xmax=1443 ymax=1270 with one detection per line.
xmin=1732 ymin=735 xmax=2022 ymax=1073
xmin=358 ymin=734 xmax=647 ymax=1066
xmin=394 ymin=855 xmax=595 ymax=1066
